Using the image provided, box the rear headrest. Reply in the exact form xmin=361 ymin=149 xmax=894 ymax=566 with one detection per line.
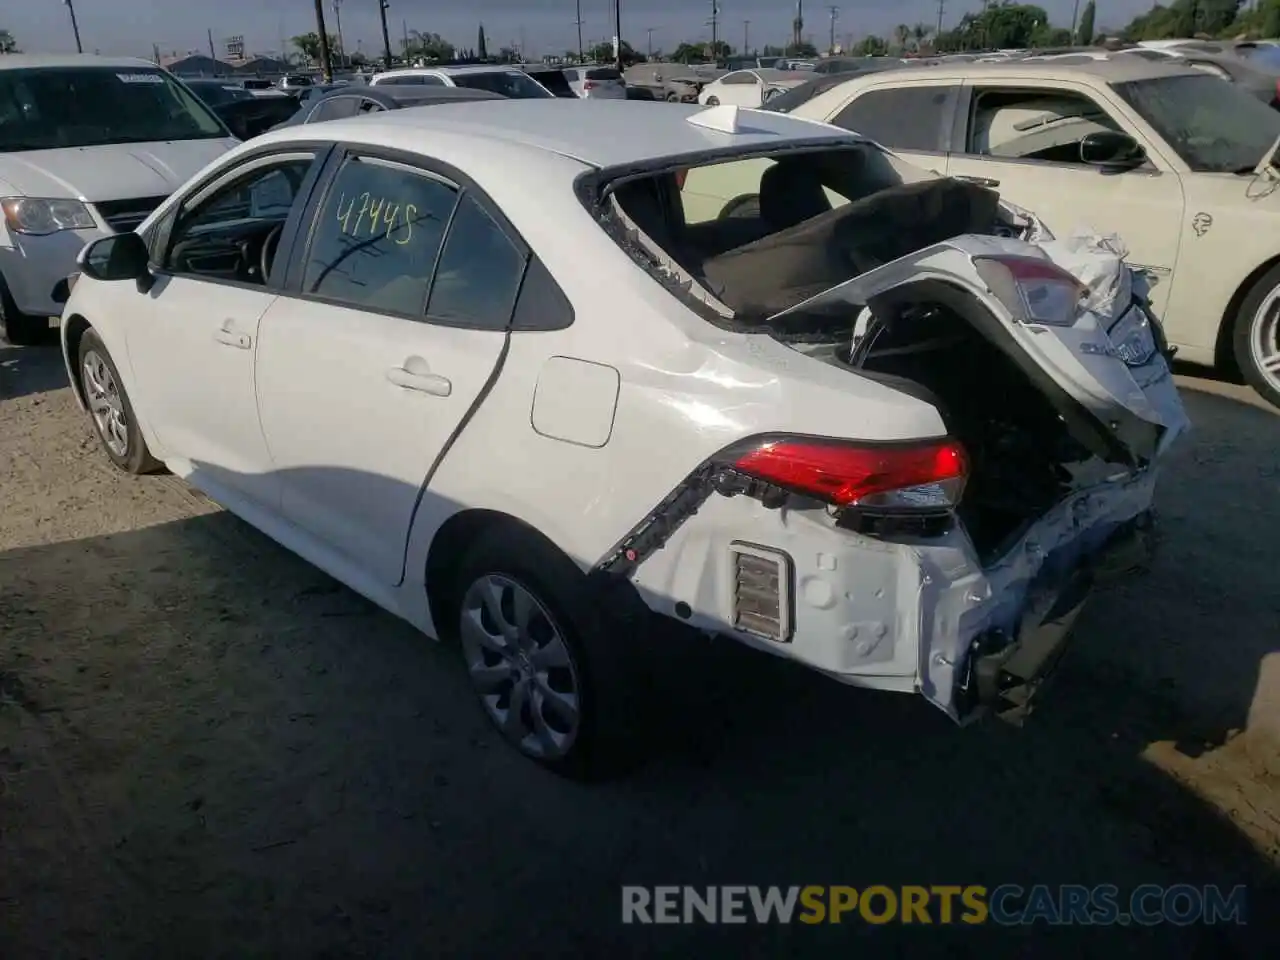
xmin=759 ymin=162 xmax=832 ymax=231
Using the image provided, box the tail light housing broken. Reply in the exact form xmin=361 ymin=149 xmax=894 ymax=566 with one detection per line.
xmin=974 ymin=254 xmax=1086 ymax=327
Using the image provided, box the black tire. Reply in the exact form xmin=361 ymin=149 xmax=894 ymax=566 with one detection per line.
xmin=76 ymin=328 xmax=162 ymax=474
xmin=0 ymin=275 xmax=49 ymax=346
xmin=665 ymin=91 xmax=680 ymax=102
xmin=451 ymin=525 xmax=643 ymax=780
xmin=705 ymin=96 xmax=720 ymax=106
xmin=1231 ymin=263 xmax=1280 ymax=410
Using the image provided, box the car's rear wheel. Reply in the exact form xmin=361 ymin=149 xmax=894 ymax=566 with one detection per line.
xmin=0 ymin=276 xmax=49 ymax=346
xmin=453 ymin=526 xmax=638 ymax=779
xmin=77 ymin=329 xmax=162 ymax=474
xmin=705 ymin=95 xmax=720 ymax=105
xmin=1232 ymin=264 xmax=1280 ymax=409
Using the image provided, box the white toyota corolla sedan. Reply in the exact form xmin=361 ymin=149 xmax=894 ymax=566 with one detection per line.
xmin=59 ymin=100 xmax=1188 ymax=778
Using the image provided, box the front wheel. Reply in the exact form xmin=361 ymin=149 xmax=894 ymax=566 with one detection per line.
xmin=77 ymin=329 xmax=162 ymax=474
xmin=453 ymin=526 xmax=640 ymax=779
xmin=1232 ymin=264 xmax=1280 ymax=410
xmin=705 ymin=95 xmax=720 ymax=106
xmin=0 ymin=277 xmax=49 ymax=346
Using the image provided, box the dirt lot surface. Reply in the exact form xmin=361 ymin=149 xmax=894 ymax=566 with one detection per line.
xmin=2 ymin=339 xmax=1279 ymax=958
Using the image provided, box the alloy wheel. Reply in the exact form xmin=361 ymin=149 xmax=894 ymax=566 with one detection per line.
xmin=459 ymin=574 xmax=582 ymax=760
xmin=1249 ymin=285 xmax=1280 ymax=395
xmin=82 ymin=350 xmax=129 ymax=457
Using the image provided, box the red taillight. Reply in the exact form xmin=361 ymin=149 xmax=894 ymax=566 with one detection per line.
xmin=973 ymin=254 xmax=1085 ymax=326
xmin=730 ymin=437 xmax=969 ymax=512
xmin=583 ymin=80 xmax=598 ymax=90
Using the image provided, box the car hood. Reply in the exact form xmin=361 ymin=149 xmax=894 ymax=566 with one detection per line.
xmin=0 ymin=139 xmax=238 ymax=202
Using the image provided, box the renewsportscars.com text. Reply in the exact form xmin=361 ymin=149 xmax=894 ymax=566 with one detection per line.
xmin=621 ymin=884 xmax=1248 ymax=926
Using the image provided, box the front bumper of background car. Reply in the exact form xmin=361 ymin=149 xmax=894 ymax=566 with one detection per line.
xmin=616 ymin=464 xmax=1163 ymax=723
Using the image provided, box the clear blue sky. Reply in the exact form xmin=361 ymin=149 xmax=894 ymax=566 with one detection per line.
xmin=9 ymin=1 xmax=1157 ymax=60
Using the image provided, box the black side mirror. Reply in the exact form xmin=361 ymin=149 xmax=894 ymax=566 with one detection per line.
xmin=78 ymin=232 xmax=153 ymax=291
xmin=1080 ymin=130 xmax=1146 ymax=170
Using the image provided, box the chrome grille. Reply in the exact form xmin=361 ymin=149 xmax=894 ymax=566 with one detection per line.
xmin=729 ymin=543 xmax=792 ymax=643
xmin=93 ymin=196 xmax=166 ymax=233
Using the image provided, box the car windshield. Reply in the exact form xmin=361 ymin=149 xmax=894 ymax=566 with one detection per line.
xmin=761 ymin=74 xmax=857 ymax=113
xmin=0 ymin=66 xmax=227 ymax=151
xmin=451 ymin=71 xmax=552 ymax=98
xmin=1112 ymin=73 xmax=1280 ymax=172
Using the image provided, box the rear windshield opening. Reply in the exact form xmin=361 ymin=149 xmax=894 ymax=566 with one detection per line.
xmin=603 ymin=144 xmax=1004 ymax=328
xmin=585 ymin=68 xmax=622 ymax=81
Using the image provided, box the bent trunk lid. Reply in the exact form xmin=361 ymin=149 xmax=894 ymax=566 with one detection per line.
xmin=765 ymin=234 xmax=1189 ymax=468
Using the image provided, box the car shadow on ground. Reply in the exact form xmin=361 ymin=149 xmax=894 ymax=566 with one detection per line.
xmin=0 ymin=338 xmax=66 ymax=402
xmin=1 ymin=410 xmax=1278 ymax=957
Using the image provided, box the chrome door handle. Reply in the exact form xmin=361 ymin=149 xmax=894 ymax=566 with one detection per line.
xmin=386 ymin=367 xmax=452 ymax=397
xmin=213 ymin=323 xmax=251 ymax=350
xmin=955 ymin=175 xmax=1000 ymax=188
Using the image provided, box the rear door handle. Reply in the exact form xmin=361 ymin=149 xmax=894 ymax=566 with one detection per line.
xmin=955 ymin=175 xmax=1000 ymax=188
xmin=213 ymin=321 xmax=251 ymax=350
xmin=386 ymin=366 xmax=452 ymax=397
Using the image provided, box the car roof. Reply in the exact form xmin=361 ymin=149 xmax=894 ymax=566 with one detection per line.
xmin=814 ymin=55 xmax=1201 ymax=85
xmin=265 ymin=98 xmax=855 ymax=168
xmin=378 ymin=65 xmax=527 ymax=78
xmin=0 ymin=54 xmax=160 ymax=71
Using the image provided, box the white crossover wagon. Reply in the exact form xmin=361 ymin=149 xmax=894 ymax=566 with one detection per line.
xmin=59 ymin=100 xmax=1188 ymax=777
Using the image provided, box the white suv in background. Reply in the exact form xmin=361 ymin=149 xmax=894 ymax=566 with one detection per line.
xmin=563 ymin=65 xmax=626 ymax=99
xmin=0 ymin=55 xmax=238 ymax=344
xmin=369 ymin=65 xmax=554 ymax=99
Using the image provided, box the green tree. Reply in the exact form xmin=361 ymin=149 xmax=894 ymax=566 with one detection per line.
xmin=671 ymin=39 xmax=729 ymax=62
xmin=857 ymin=35 xmax=889 ymax=55
xmin=911 ymin=23 xmax=932 ymax=51
xmin=893 ymin=23 xmax=912 ymax=52
xmin=761 ymin=44 xmax=785 ymax=57
xmin=785 ymin=40 xmax=818 ymax=56
xmin=478 ymin=24 xmax=488 ymax=60
xmin=407 ymin=30 xmax=455 ymax=62
xmin=589 ymin=39 xmax=641 ymax=64
xmin=291 ymin=32 xmax=337 ymax=63
xmin=1076 ymin=0 xmax=1096 ymax=44
xmin=0 ymin=28 xmax=18 ymax=54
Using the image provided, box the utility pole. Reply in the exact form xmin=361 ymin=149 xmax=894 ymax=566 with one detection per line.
xmin=744 ymin=20 xmax=750 ymax=56
xmin=64 ymin=0 xmax=84 ymax=54
xmin=709 ymin=1 xmax=719 ymax=59
xmin=936 ymin=0 xmax=946 ymax=36
xmin=827 ymin=6 xmax=838 ymax=55
xmin=646 ymin=27 xmax=655 ymax=59
xmin=402 ymin=20 xmax=409 ymax=60
xmin=575 ymin=0 xmax=584 ymax=62
xmin=207 ymin=28 xmax=216 ymax=59
xmin=152 ymin=42 xmax=161 ymax=65
xmin=614 ymin=0 xmax=623 ymax=72
xmin=793 ymin=1 xmax=804 ymax=51
xmin=1069 ymin=0 xmax=1081 ymax=44
xmin=378 ymin=0 xmax=394 ymax=68
xmin=312 ymin=0 xmax=333 ymax=82
xmin=333 ymin=0 xmax=346 ymax=67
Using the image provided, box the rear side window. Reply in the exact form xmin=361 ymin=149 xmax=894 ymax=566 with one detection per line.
xmin=309 ymin=96 xmax=360 ymax=122
xmin=425 ymin=193 xmax=526 ymax=329
xmin=302 ymin=157 xmax=458 ymax=317
xmin=829 ymin=86 xmax=958 ymax=152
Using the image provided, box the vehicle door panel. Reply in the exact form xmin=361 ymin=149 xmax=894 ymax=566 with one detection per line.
xmin=945 ymin=81 xmax=1186 ymax=317
xmin=123 ymin=149 xmax=326 ymax=509
xmin=255 ymin=151 xmax=525 ymax=584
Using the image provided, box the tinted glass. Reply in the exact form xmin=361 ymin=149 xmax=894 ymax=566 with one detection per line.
xmin=310 ymin=96 xmax=361 ymax=121
xmin=302 ymin=158 xmax=458 ymax=316
xmin=830 ymin=86 xmax=956 ymax=151
xmin=1245 ymin=45 xmax=1280 ymax=70
xmin=1114 ymin=73 xmax=1280 ymax=172
xmin=382 ymin=75 xmax=426 ymax=85
xmin=585 ymin=68 xmax=622 ymax=81
xmin=761 ymin=73 xmax=857 ymax=113
xmin=0 ymin=67 xmax=226 ymax=151
xmin=451 ymin=71 xmax=552 ymax=98
xmin=426 ymin=193 xmax=526 ymax=329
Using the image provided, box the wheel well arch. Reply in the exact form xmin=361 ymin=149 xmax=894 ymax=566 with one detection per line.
xmin=1215 ymin=254 xmax=1280 ymax=373
xmin=62 ymin=313 xmax=93 ymax=407
xmin=424 ymin=508 xmax=580 ymax=639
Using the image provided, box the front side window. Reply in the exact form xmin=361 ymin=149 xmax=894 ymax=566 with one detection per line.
xmin=1113 ymin=73 xmax=1280 ymax=172
xmin=831 ymin=86 xmax=958 ymax=153
xmin=301 ymin=157 xmax=458 ymax=316
xmin=966 ymin=87 xmax=1122 ymax=165
xmin=450 ymin=71 xmax=553 ymax=98
xmin=164 ymin=154 xmax=316 ymax=283
xmin=0 ymin=66 xmax=227 ymax=151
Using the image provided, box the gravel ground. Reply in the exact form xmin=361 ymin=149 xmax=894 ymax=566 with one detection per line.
xmin=2 ymin=339 xmax=1278 ymax=958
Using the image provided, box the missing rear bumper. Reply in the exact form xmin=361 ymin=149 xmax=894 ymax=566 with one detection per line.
xmin=957 ymin=510 xmax=1157 ymax=725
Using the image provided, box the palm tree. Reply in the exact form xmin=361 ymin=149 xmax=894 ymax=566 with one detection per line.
xmin=892 ymin=24 xmax=911 ymax=53
xmin=911 ymin=23 xmax=931 ymax=52
xmin=0 ymin=28 xmax=20 ymax=54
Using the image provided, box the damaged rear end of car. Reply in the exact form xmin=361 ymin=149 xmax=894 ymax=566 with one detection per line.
xmin=581 ymin=119 xmax=1189 ymax=725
